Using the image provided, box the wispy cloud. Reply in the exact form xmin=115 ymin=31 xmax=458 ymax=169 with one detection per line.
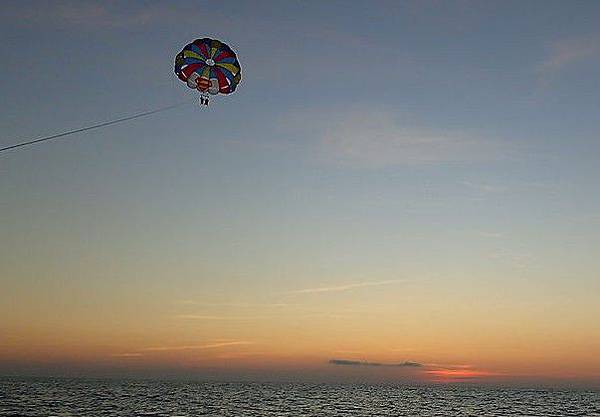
xmin=174 ymin=315 xmax=267 ymax=320
xmin=317 ymin=109 xmax=505 ymax=167
xmin=141 ymin=341 xmax=254 ymax=352
xmin=329 ymin=359 xmax=422 ymax=367
xmin=177 ymin=301 xmax=289 ymax=308
xmin=2 ymin=2 xmax=210 ymax=28
xmin=538 ymin=35 xmax=600 ymax=79
xmin=111 ymin=340 xmax=254 ymax=358
xmin=2 ymin=2 xmax=107 ymax=25
xmin=111 ymin=352 xmax=143 ymax=358
xmin=289 ymin=279 xmax=403 ymax=295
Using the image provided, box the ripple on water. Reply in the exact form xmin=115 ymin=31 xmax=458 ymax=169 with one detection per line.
xmin=0 ymin=378 xmax=599 ymax=417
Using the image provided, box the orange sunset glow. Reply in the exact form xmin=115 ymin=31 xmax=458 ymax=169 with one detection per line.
xmin=1 ymin=1 xmax=600 ymax=396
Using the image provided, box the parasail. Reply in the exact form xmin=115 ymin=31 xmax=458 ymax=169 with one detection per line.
xmin=174 ymin=37 xmax=242 ymax=106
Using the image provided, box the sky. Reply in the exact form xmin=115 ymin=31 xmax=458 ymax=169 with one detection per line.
xmin=1 ymin=0 xmax=599 ymax=386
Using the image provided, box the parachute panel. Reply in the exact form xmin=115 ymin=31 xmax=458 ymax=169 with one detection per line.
xmin=174 ymin=37 xmax=242 ymax=100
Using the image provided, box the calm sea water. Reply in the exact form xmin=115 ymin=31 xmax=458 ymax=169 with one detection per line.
xmin=1 ymin=377 xmax=599 ymax=416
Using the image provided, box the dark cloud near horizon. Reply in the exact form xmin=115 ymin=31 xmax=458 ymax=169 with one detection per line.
xmin=329 ymin=359 xmax=422 ymax=368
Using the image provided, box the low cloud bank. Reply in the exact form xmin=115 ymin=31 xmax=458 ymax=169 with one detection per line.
xmin=329 ymin=359 xmax=422 ymax=367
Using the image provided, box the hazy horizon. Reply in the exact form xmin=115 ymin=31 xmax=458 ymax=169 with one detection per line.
xmin=1 ymin=1 xmax=599 ymax=388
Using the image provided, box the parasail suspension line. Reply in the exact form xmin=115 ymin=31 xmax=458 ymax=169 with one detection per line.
xmin=0 ymin=100 xmax=191 ymax=155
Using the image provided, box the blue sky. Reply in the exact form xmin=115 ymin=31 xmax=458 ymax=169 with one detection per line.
xmin=1 ymin=1 xmax=599 ymax=383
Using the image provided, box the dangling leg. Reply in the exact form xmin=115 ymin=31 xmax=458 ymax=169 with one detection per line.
xmin=199 ymin=94 xmax=209 ymax=106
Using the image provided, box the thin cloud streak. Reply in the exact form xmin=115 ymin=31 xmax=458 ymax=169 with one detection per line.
xmin=174 ymin=315 xmax=268 ymax=320
xmin=111 ymin=341 xmax=254 ymax=357
xmin=289 ymin=280 xmax=403 ymax=295
xmin=316 ymin=109 xmax=507 ymax=167
xmin=329 ymin=359 xmax=422 ymax=368
xmin=538 ymin=35 xmax=600 ymax=78
xmin=111 ymin=353 xmax=143 ymax=358
xmin=280 ymin=107 xmax=511 ymax=168
xmin=2 ymin=2 xmax=214 ymax=28
xmin=142 ymin=341 xmax=254 ymax=352
xmin=176 ymin=301 xmax=290 ymax=308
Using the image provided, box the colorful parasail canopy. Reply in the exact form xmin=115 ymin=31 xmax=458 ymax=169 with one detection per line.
xmin=174 ymin=38 xmax=241 ymax=97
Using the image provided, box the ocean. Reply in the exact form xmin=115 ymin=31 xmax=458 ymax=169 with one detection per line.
xmin=1 ymin=377 xmax=599 ymax=416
